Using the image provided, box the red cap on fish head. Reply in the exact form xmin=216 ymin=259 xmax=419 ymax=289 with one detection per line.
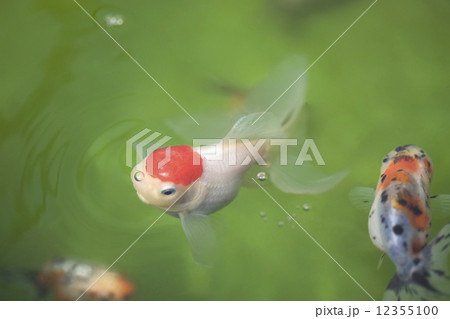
xmin=146 ymin=145 xmax=203 ymax=186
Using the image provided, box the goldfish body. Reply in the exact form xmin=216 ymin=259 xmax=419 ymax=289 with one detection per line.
xmin=367 ymin=145 xmax=450 ymax=300
xmin=37 ymin=258 xmax=134 ymax=301
xmin=131 ymin=56 xmax=348 ymax=266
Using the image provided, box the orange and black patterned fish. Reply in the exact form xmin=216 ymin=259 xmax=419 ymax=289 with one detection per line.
xmin=37 ymin=258 xmax=134 ymax=301
xmin=367 ymin=145 xmax=450 ymax=300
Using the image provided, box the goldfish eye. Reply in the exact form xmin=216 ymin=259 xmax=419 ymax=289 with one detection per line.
xmin=161 ymin=185 xmax=177 ymax=196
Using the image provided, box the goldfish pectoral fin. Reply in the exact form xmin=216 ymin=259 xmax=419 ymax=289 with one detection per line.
xmin=349 ymin=187 xmax=376 ymax=212
xmin=377 ymin=253 xmax=385 ymax=270
xmin=430 ymin=194 xmax=450 ymax=217
xmin=268 ymin=159 xmax=349 ymax=194
xmin=180 ymin=213 xmax=218 ymax=268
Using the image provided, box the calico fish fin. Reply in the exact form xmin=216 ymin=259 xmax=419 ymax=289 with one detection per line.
xmin=349 ymin=187 xmax=376 ymax=212
xmin=383 ymin=223 xmax=450 ymax=300
xmin=431 ymin=194 xmax=450 ymax=217
xmin=377 ymin=253 xmax=385 ymax=270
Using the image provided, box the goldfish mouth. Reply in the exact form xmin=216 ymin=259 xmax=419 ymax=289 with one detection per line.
xmin=137 ymin=193 xmax=151 ymax=205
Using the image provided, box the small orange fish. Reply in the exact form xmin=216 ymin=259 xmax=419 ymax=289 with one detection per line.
xmin=354 ymin=145 xmax=450 ymax=300
xmin=37 ymin=258 xmax=134 ymax=301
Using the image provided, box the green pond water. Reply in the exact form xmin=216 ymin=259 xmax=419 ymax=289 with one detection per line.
xmin=1 ymin=0 xmax=450 ymax=300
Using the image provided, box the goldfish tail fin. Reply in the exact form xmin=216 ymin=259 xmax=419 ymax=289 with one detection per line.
xmin=222 ymin=55 xmax=347 ymax=194
xmin=224 ymin=55 xmax=308 ymax=141
xmin=180 ymin=213 xmax=218 ymax=268
xmin=383 ymin=223 xmax=450 ymax=300
xmin=224 ymin=98 xmax=348 ymax=194
xmin=166 ymin=55 xmax=308 ymax=141
xmin=225 ymin=111 xmax=349 ymax=194
xmin=268 ymin=156 xmax=349 ymax=194
xmin=239 ymin=55 xmax=308 ymax=131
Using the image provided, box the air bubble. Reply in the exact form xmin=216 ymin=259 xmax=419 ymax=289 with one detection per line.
xmin=256 ymin=172 xmax=267 ymax=181
xmin=134 ymin=171 xmax=144 ymax=182
xmin=302 ymin=203 xmax=311 ymax=211
xmin=105 ymin=14 xmax=124 ymax=27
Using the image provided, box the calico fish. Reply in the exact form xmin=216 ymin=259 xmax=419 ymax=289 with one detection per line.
xmin=352 ymin=145 xmax=450 ymax=300
xmin=37 ymin=258 xmax=134 ymax=301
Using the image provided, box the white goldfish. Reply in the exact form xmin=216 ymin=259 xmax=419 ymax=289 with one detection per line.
xmin=131 ymin=56 xmax=348 ymax=267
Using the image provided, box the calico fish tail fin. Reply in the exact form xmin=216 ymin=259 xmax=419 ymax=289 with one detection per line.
xmin=383 ymin=223 xmax=450 ymax=300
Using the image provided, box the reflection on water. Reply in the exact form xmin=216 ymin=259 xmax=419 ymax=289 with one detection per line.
xmin=0 ymin=1 xmax=186 ymax=300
